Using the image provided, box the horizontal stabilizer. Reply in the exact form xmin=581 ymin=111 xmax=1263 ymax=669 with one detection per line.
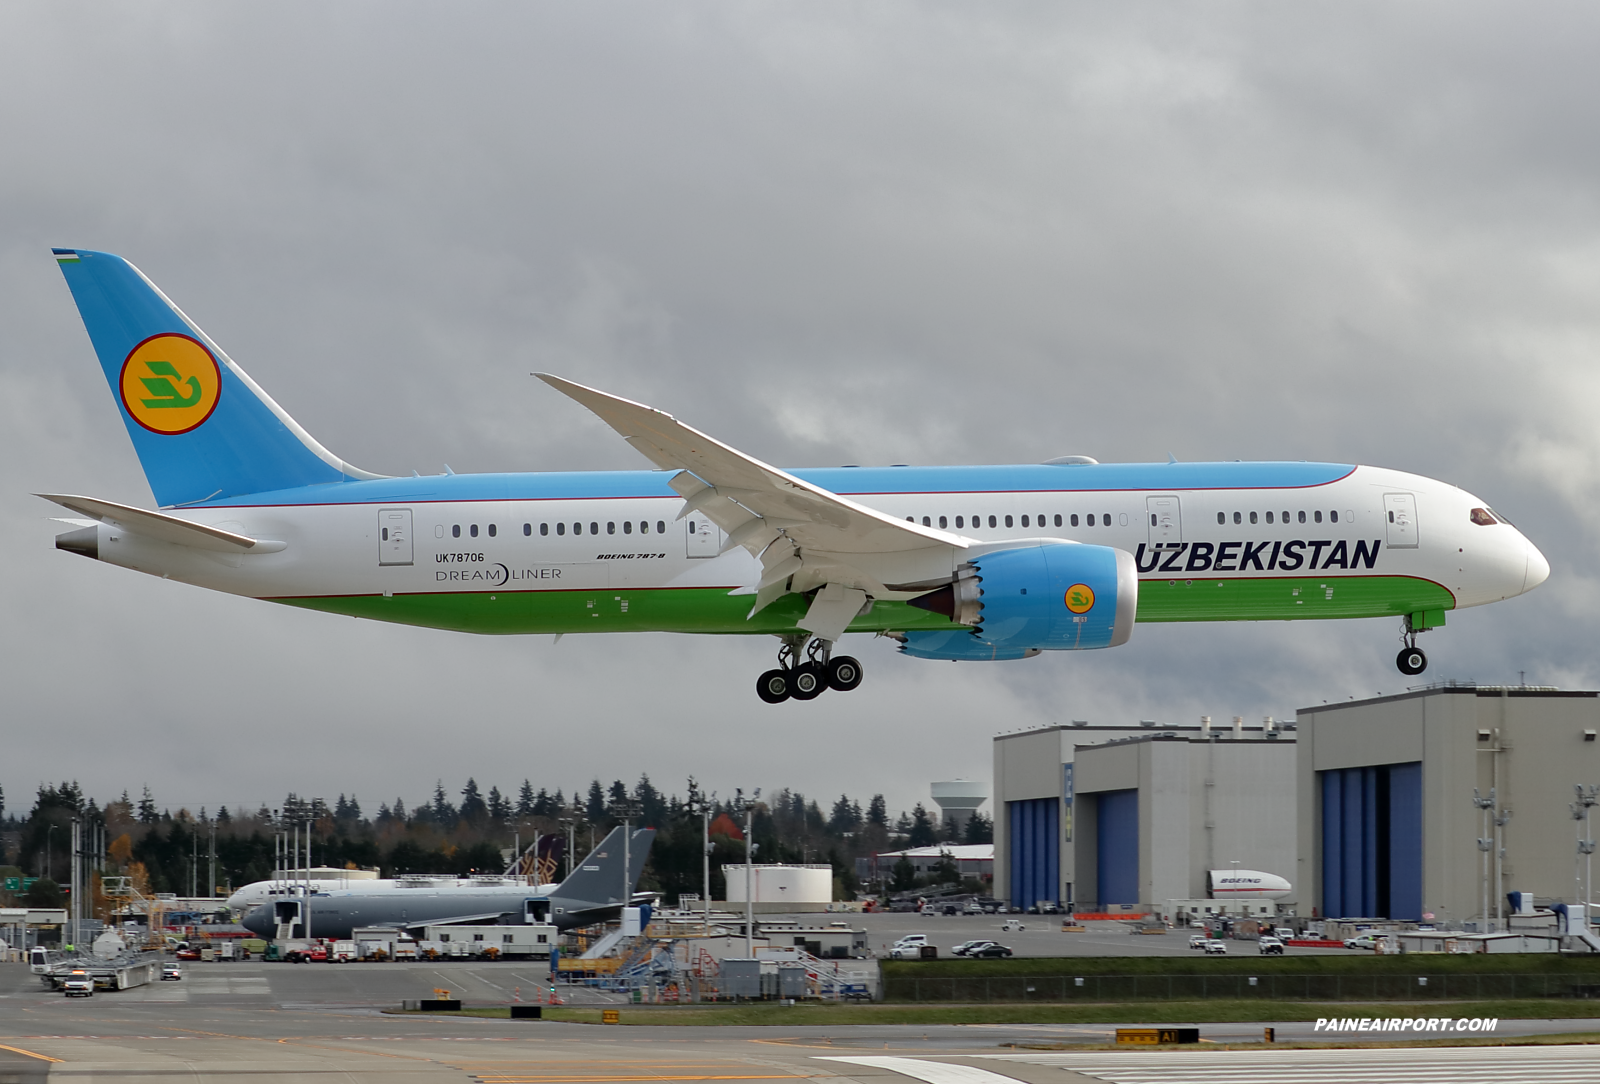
xmin=37 ymin=494 xmax=285 ymax=553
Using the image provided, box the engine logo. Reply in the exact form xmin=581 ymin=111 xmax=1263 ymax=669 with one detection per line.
xmin=1064 ymin=584 xmax=1096 ymax=613
xmin=119 ymin=333 xmax=222 ymax=435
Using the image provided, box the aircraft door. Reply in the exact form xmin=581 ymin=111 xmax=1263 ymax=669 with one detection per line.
xmin=1383 ymin=493 xmax=1419 ymax=549
xmin=686 ymin=515 xmax=722 ymax=558
xmin=378 ymin=508 xmax=413 ymax=566
xmin=1146 ymin=495 xmax=1182 ymax=546
xmin=273 ymin=899 xmax=303 ymax=939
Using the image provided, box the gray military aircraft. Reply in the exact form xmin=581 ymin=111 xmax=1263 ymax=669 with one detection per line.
xmin=240 ymin=826 xmax=654 ymax=941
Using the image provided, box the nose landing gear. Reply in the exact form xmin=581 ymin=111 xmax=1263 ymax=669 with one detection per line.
xmin=754 ymin=634 xmax=865 ymax=703
xmin=1396 ymin=618 xmax=1428 ymax=676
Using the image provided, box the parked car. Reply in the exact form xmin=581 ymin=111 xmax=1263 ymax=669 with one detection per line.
xmin=1344 ymin=934 xmax=1382 ymax=951
xmin=1274 ymin=927 xmax=1296 ymax=940
xmin=1188 ymin=934 xmax=1211 ymax=949
xmin=1257 ymin=936 xmax=1285 ymax=955
xmin=1204 ymin=939 xmax=1229 ymax=955
xmin=160 ymin=963 xmax=183 ymax=981
xmin=963 ymin=900 xmax=986 ymax=915
xmin=62 ymin=971 xmax=94 ymax=997
xmin=1001 ymin=918 xmax=1026 ymax=932
xmin=951 ymin=940 xmax=996 ymax=957
xmin=890 ymin=935 xmax=930 ymax=959
xmin=175 ymin=947 xmax=201 ymax=961
xmin=969 ymin=942 xmax=1014 ymax=958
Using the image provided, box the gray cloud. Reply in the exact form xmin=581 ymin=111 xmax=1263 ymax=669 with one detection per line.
xmin=3 ymin=3 xmax=1596 ymax=818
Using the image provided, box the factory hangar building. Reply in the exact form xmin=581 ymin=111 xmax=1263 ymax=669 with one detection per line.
xmin=1298 ymin=685 xmax=1600 ymax=925
xmin=994 ymin=686 xmax=1600 ymax=923
xmin=993 ymin=719 xmax=1296 ymax=913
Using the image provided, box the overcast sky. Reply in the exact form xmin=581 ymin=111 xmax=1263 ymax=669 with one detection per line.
xmin=4 ymin=3 xmax=1599 ymax=824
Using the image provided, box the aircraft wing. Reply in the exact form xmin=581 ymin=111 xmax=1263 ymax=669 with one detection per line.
xmin=399 ymin=911 xmax=515 ymax=935
xmin=536 ymin=375 xmax=970 ymax=624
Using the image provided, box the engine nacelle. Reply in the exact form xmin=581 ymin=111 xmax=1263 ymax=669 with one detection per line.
xmin=1207 ymin=869 xmax=1292 ymax=901
xmin=902 ymin=541 xmax=1136 ymax=659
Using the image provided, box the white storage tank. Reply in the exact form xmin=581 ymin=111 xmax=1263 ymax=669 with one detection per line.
xmin=720 ymin=864 xmax=833 ymax=905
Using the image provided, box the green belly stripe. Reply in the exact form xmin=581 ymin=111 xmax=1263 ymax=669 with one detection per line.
xmin=270 ymin=574 xmax=1453 ymax=636
xmin=1135 ymin=575 xmax=1454 ymax=623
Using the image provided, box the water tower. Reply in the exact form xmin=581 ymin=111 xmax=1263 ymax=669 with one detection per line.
xmin=930 ymin=780 xmax=989 ymax=836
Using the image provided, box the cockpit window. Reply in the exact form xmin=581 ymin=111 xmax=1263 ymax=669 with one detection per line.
xmin=1470 ymin=508 xmax=1497 ymax=527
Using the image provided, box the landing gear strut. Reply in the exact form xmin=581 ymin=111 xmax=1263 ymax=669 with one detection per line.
xmin=754 ymin=634 xmax=865 ymax=703
xmin=1396 ymin=619 xmax=1428 ymax=677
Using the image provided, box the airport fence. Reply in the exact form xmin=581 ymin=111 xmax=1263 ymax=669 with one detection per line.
xmin=884 ymin=973 xmax=1600 ymax=1003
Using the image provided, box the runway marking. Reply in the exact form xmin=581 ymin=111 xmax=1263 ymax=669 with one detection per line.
xmin=0 ymin=1043 xmax=62 ymax=1063
xmin=817 ymin=1058 xmax=1021 ymax=1084
xmin=470 ymin=1077 xmax=805 ymax=1083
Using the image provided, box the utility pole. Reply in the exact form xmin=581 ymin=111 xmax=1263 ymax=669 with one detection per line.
xmin=70 ymin=816 xmax=81 ymax=951
xmin=1494 ymin=806 xmax=1512 ymax=929
xmin=1578 ymin=786 xmax=1599 ymax=921
xmin=1472 ymin=788 xmax=1495 ymax=930
xmin=613 ymin=799 xmax=642 ymax=917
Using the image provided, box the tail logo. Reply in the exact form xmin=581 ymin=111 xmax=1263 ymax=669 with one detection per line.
xmin=1064 ymin=583 xmax=1095 ymax=613
xmin=119 ymin=334 xmax=222 ymax=434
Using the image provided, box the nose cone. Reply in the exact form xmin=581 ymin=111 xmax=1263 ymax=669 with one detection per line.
xmin=1524 ymin=538 xmax=1551 ymax=593
xmin=241 ymin=904 xmax=271 ymax=938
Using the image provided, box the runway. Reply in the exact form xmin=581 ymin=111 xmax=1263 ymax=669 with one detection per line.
xmin=4 ymin=962 xmax=1599 ymax=1083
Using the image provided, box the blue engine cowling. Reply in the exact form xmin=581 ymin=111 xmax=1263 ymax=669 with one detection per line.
xmin=900 ymin=542 xmax=1136 ymax=660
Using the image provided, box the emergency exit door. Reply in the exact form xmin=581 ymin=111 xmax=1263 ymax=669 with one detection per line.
xmin=1146 ymin=495 xmax=1182 ymax=546
xmin=686 ymin=515 xmax=722 ymax=558
xmin=378 ymin=508 xmax=413 ymax=565
xmin=1383 ymin=493 xmax=1418 ymax=549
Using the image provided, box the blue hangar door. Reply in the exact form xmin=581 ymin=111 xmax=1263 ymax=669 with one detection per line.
xmin=1008 ymin=799 xmax=1059 ymax=909
xmin=1320 ymin=762 xmax=1422 ymax=920
xmin=1097 ymin=789 xmax=1139 ymax=907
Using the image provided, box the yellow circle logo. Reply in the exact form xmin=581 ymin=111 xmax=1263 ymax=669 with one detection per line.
xmin=119 ymin=333 xmax=222 ymax=435
xmin=1065 ymin=583 xmax=1096 ymax=614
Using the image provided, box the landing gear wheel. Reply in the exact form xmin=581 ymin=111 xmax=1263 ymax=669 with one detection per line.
xmin=1396 ymin=647 xmax=1428 ymax=676
xmin=789 ymin=663 xmax=826 ymax=701
xmin=756 ymin=669 xmax=792 ymax=704
xmin=826 ymin=655 xmax=864 ymax=692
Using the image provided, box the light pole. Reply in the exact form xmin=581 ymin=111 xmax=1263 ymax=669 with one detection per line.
xmin=1472 ymin=788 xmax=1494 ymax=930
xmin=737 ymin=789 xmax=761 ymax=958
xmin=1494 ymin=806 xmax=1513 ymax=930
xmin=613 ymin=799 xmax=643 ymax=918
xmin=46 ymin=823 xmax=58 ymax=885
xmin=1578 ymin=786 xmax=1599 ymax=922
xmin=686 ymin=784 xmax=716 ymax=935
xmin=558 ymin=813 xmax=578 ymax=881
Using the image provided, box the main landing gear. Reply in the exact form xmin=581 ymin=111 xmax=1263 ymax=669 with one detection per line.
xmin=1396 ymin=619 xmax=1429 ymax=677
xmin=756 ymin=634 xmax=864 ymax=704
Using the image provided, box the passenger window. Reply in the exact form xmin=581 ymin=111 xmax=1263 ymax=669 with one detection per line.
xmin=1087 ymin=514 xmax=1095 ymax=527
xmin=1282 ymin=511 xmax=1289 ymax=523
xmin=573 ymin=523 xmax=583 ymax=535
xmin=624 ymin=521 xmax=633 ymax=534
xmin=1330 ymin=510 xmax=1338 ymax=523
xmin=657 ymin=521 xmax=665 ymax=534
xmin=1021 ymin=515 xmax=1030 ymax=528
xmin=1073 ymin=514 xmax=1080 ymax=527
xmin=922 ymin=516 xmax=931 ymax=527
xmin=591 ymin=522 xmax=599 ymax=535
xmin=470 ymin=524 xmax=479 ymax=538
xmin=1233 ymin=512 xmax=1241 ymax=525
xmin=540 ymin=523 xmax=548 ymax=536
xmin=452 ymin=524 xmax=461 ymax=538
xmin=607 ymin=522 xmax=616 ymax=534
xmin=1389 ymin=510 xmax=1395 ymax=523
xmin=523 ymin=523 xmax=531 ymax=536
xmin=939 ymin=515 xmax=947 ymax=529
xmin=557 ymin=523 xmax=565 ymax=536
xmin=955 ymin=516 xmax=964 ymax=528
xmin=1265 ymin=511 xmax=1273 ymax=524
xmin=1249 ymin=512 xmax=1257 ymax=525
xmin=1314 ymin=510 xmax=1322 ymax=523
xmin=1055 ymin=514 xmax=1063 ymax=527
xmin=1004 ymin=515 xmax=1014 ymax=528
xmin=989 ymin=515 xmax=997 ymax=528
xmin=640 ymin=521 xmax=649 ymax=534
xmin=1298 ymin=511 xmax=1306 ymax=524
xmin=488 ymin=524 xmax=497 ymax=537
xmin=1103 ymin=512 xmax=1110 ymax=523
xmin=1217 ymin=512 xmax=1225 ymax=525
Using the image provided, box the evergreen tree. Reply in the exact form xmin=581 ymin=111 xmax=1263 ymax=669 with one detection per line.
xmin=376 ymin=802 xmax=393 ymax=825
xmin=138 ymin=787 xmax=159 ymax=825
xmin=867 ymin=794 xmax=888 ymax=826
xmin=459 ymin=779 xmax=488 ymax=825
xmin=635 ymin=775 xmax=664 ymax=825
xmin=908 ymin=804 xmax=937 ymax=847
xmin=216 ymin=806 xmax=232 ymax=825
xmin=532 ymin=788 xmax=554 ymax=817
xmin=585 ymin=781 xmax=606 ymax=823
xmin=516 ymin=780 xmax=536 ymax=817
xmin=963 ymin=811 xmax=993 ymax=844
xmin=828 ymin=795 xmax=858 ymax=834
xmin=345 ymin=795 xmax=361 ymax=822
xmin=393 ymin=798 xmax=407 ymax=821
xmin=487 ymin=786 xmax=510 ymax=823
xmin=431 ymin=781 xmax=456 ymax=826
xmin=890 ymin=855 xmax=917 ymax=892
